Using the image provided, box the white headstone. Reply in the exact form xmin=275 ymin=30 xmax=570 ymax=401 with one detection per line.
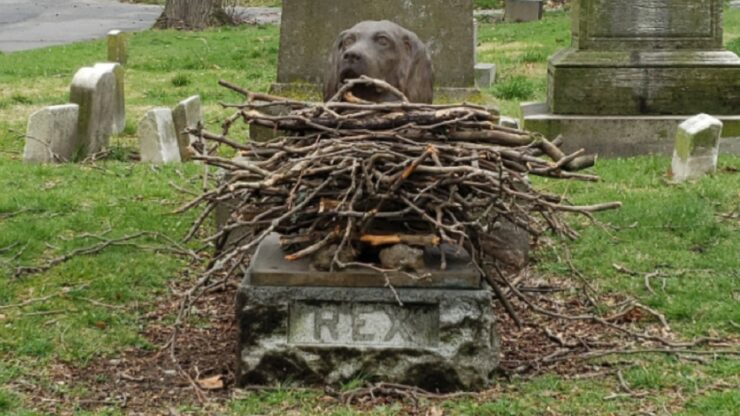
xmin=499 ymin=116 xmax=520 ymax=130
xmin=138 ymin=108 xmax=182 ymax=164
xmin=172 ymin=95 xmax=202 ymax=161
xmin=475 ymin=63 xmax=496 ymax=88
xmin=671 ymin=114 xmax=723 ymax=182
xmin=23 ymin=104 xmax=80 ymax=163
xmin=94 ymin=63 xmax=125 ymax=135
xmin=70 ymin=65 xmax=117 ymax=154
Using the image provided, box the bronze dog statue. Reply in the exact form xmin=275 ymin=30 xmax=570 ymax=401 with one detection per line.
xmin=324 ymin=20 xmax=434 ymax=103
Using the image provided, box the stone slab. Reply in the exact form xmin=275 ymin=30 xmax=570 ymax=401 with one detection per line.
xmin=23 ymin=104 xmax=79 ymax=163
xmin=236 ymin=280 xmax=499 ymax=390
xmin=69 ymin=64 xmax=118 ymax=155
xmin=172 ymin=95 xmax=202 ymax=161
xmin=277 ymin=0 xmax=475 ymax=88
xmin=522 ymin=102 xmax=740 ymax=158
xmin=505 ymin=0 xmax=543 ymax=23
xmin=107 ymin=30 xmax=128 ymax=66
xmin=570 ymin=0 xmax=723 ymax=50
xmin=250 ymin=234 xmax=481 ymax=289
xmin=138 ymin=108 xmax=181 ymax=164
xmin=672 ymin=114 xmax=722 ymax=182
xmin=547 ymin=49 xmax=740 ymax=115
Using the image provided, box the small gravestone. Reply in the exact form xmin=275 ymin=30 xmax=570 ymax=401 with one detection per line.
xmin=499 ymin=116 xmax=520 ymax=130
xmin=23 ymin=104 xmax=79 ymax=163
xmin=237 ymin=234 xmax=499 ymax=390
xmin=70 ymin=65 xmax=118 ymax=155
xmin=138 ymin=108 xmax=181 ymax=164
xmin=94 ymin=63 xmax=125 ymax=135
xmin=505 ymin=0 xmax=544 ymax=23
xmin=107 ymin=30 xmax=128 ymax=66
xmin=672 ymin=114 xmax=722 ymax=182
xmin=475 ymin=63 xmax=496 ymax=88
xmin=172 ymin=95 xmax=202 ymax=161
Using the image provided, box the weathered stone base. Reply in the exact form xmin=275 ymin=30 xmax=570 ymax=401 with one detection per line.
xmin=236 ymin=279 xmax=499 ymax=391
xmin=522 ymin=102 xmax=740 ymax=158
xmin=547 ymin=49 xmax=740 ymax=115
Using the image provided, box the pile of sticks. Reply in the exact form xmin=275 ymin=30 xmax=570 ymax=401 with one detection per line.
xmin=183 ymin=77 xmax=620 ymax=290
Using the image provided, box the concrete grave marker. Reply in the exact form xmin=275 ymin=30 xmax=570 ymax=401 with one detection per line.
xmin=672 ymin=114 xmax=723 ymax=182
xmin=475 ymin=63 xmax=496 ymax=88
xmin=138 ymin=108 xmax=181 ymax=164
xmin=172 ymin=95 xmax=202 ymax=161
xmin=70 ymin=65 xmax=118 ymax=155
xmin=23 ymin=104 xmax=79 ymax=163
xmin=107 ymin=30 xmax=128 ymax=66
xmin=505 ymin=0 xmax=544 ymax=23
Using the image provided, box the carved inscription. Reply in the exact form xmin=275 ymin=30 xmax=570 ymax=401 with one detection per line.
xmin=589 ymin=0 xmax=713 ymax=38
xmin=289 ymin=302 xmax=439 ymax=348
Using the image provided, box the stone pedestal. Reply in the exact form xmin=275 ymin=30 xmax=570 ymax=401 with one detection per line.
xmin=236 ymin=234 xmax=499 ymax=391
xmin=522 ymin=102 xmax=740 ymax=157
xmin=549 ymin=0 xmax=739 ymax=115
xmin=273 ymin=0 xmax=480 ymax=101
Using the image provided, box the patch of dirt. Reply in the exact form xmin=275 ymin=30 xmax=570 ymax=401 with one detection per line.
xmin=19 ymin=263 xmax=732 ymax=414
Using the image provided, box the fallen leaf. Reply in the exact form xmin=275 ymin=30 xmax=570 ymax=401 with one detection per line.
xmin=427 ymin=406 xmax=444 ymax=416
xmin=0 ymin=314 xmax=6 ymax=320
xmin=197 ymin=375 xmax=224 ymax=390
xmin=94 ymin=321 xmax=107 ymax=330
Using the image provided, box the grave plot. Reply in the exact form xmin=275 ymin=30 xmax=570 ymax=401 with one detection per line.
xmin=177 ymin=78 xmax=621 ymax=390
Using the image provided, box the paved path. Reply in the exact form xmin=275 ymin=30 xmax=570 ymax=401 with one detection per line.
xmin=0 ymin=0 xmax=162 ymax=53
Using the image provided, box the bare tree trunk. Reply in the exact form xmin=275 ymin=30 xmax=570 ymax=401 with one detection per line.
xmin=154 ymin=0 xmax=234 ymax=30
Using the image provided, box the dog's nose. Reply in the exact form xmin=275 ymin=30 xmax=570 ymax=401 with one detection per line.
xmin=343 ymin=50 xmax=363 ymax=64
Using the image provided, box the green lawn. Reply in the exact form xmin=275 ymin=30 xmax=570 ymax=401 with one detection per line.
xmin=0 ymin=8 xmax=739 ymax=416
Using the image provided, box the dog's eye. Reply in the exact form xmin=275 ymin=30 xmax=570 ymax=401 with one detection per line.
xmin=375 ymin=36 xmax=391 ymax=47
xmin=341 ymin=37 xmax=356 ymax=49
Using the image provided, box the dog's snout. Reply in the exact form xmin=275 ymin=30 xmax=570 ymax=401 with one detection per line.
xmin=342 ymin=50 xmax=364 ymax=64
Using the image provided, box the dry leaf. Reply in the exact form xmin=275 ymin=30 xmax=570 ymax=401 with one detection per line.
xmin=197 ymin=375 xmax=224 ymax=390
xmin=426 ymin=406 xmax=444 ymax=416
xmin=0 ymin=314 xmax=6 ymax=321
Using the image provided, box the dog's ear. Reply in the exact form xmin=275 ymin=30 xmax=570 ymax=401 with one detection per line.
xmin=323 ymin=32 xmax=345 ymax=102
xmin=400 ymin=32 xmax=434 ymax=103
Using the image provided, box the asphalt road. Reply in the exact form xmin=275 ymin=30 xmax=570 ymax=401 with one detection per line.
xmin=0 ymin=0 xmax=162 ymax=53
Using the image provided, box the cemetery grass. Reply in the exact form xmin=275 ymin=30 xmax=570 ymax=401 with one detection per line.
xmin=0 ymin=9 xmax=738 ymax=415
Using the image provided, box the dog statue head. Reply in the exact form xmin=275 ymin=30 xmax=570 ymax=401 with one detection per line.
xmin=324 ymin=20 xmax=434 ymax=103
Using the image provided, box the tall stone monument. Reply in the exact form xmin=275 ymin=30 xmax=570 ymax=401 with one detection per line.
xmin=273 ymin=0 xmax=477 ymax=100
xmin=524 ymin=0 xmax=740 ymax=157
